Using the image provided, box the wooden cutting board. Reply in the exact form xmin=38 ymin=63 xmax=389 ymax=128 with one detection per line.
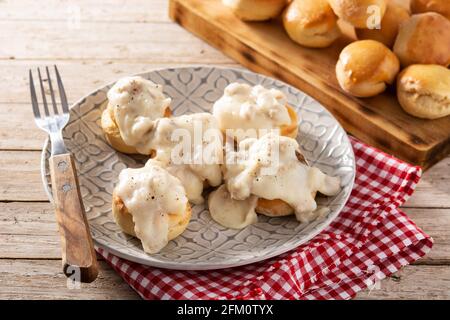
xmin=168 ymin=0 xmax=450 ymax=169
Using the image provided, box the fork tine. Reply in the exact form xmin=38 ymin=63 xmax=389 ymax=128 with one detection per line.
xmin=29 ymin=70 xmax=41 ymax=119
xmin=54 ymin=65 xmax=69 ymax=113
xmin=37 ymin=68 xmax=50 ymax=117
xmin=46 ymin=66 xmax=59 ymax=115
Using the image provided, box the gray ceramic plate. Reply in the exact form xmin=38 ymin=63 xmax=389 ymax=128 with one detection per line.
xmin=41 ymin=66 xmax=355 ymax=270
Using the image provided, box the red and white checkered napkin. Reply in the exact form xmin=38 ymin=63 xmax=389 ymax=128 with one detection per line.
xmin=97 ymin=137 xmax=433 ymax=300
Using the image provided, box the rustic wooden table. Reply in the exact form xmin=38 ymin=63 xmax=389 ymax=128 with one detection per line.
xmin=0 ymin=0 xmax=449 ymax=300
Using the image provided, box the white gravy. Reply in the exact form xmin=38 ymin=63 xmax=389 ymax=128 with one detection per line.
xmin=224 ymin=133 xmax=341 ymax=223
xmin=108 ymin=76 xmax=224 ymax=203
xmin=114 ymin=159 xmax=188 ymax=253
xmin=208 ymin=185 xmax=258 ymax=229
xmin=107 ymin=76 xmax=171 ymax=154
xmin=213 ymin=83 xmax=291 ymax=141
xmin=150 ymin=113 xmax=224 ymax=204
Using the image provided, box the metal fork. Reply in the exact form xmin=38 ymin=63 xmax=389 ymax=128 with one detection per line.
xmin=30 ymin=66 xmax=98 ymax=283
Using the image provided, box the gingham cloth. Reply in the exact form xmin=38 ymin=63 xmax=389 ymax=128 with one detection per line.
xmin=97 ymin=137 xmax=433 ymax=300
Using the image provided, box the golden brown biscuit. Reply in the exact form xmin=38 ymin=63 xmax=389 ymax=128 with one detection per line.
xmin=411 ymin=0 xmax=450 ymax=20
xmin=280 ymin=104 xmax=299 ymax=138
xmin=255 ymin=146 xmax=316 ymax=218
xmin=222 ymin=0 xmax=288 ymax=21
xmin=101 ymin=104 xmax=171 ymax=155
xmin=255 ymin=198 xmax=294 ymax=217
xmin=255 ymin=190 xmax=320 ymax=217
xmin=355 ymin=1 xmax=410 ymax=47
xmin=112 ymin=194 xmax=192 ymax=241
xmin=393 ymin=12 xmax=450 ymax=67
xmin=336 ymin=40 xmax=400 ymax=97
xmin=397 ymin=64 xmax=450 ymax=119
xmin=282 ymin=0 xmax=341 ymax=48
xmin=328 ymin=0 xmax=387 ymax=28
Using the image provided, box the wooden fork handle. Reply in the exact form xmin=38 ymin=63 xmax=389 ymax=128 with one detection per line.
xmin=49 ymin=153 xmax=98 ymax=283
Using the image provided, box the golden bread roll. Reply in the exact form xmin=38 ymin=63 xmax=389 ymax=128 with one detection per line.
xmin=219 ymin=153 xmax=296 ymax=220
xmin=328 ymin=0 xmax=387 ymax=28
xmin=222 ymin=0 xmax=288 ymax=21
xmin=112 ymin=160 xmax=192 ymax=253
xmin=282 ymin=0 xmax=341 ymax=48
xmin=255 ymin=198 xmax=294 ymax=217
xmin=397 ymin=64 xmax=450 ymax=119
xmin=336 ymin=40 xmax=400 ymax=97
xmin=221 ymin=133 xmax=341 ymax=225
xmin=255 ymin=144 xmax=319 ymax=218
xmin=255 ymin=149 xmax=317 ymax=218
xmin=101 ymin=105 xmax=171 ymax=154
xmin=101 ymin=76 xmax=172 ymax=155
xmin=355 ymin=1 xmax=410 ymax=47
xmin=112 ymin=194 xmax=192 ymax=241
xmin=101 ymin=104 xmax=138 ymax=154
xmin=255 ymin=179 xmax=319 ymax=217
xmin=411 ymin=0 xmax=450 ymax=20
xmin=280 ymin=104 xmax=299 ymax=138
xmin=393 ymin=12 xmax=450 ymax=67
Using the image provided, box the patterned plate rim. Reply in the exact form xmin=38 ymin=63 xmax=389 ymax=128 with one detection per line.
xmin=40 ymin=65 xmax=355 ymax=270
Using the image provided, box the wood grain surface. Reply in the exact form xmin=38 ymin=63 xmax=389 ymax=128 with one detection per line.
xmin=168 ymin=0 xmax=450 ymax=169
xmin=0 ymin=0 xmax=449 ymax=300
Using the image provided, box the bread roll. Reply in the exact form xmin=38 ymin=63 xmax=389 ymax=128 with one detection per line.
xmin=222 ymin=0 xmax=287 ymax=21
xmin=393 ymin=12 xmax=450 ymax=67
xmin=255 ymin=198 xmax=294 ymax=217
xmin=280 ymin=105 xmax=299 ymax=138
xmin=336 ymin=40 xmax=400 ymax=97
xmin=355 ymin=1 xmax=410 ymax=47
xmin=222 ymin=133 xmax=341 ymax=224
xmin=101 ymin=76 xmax=172 ymax=155
xmin=112 ymin=160 xmax=192 ymax=253
xmin=101 ymin=104 xmax=138 ymax=154
xmin=329 ymin=0 xmax=387 ymax=28
xmin=411 ymin=0 xmax=450 ymax=20
xmin=113 ymin=195 xmax=192 ymax=241
xmin=101 ymin=104 xmax=171 ymax=154
xmin=282 ymin=0 xmax=341 ymax=48
xmin=397 ymin=64 xmax=450 ymax=119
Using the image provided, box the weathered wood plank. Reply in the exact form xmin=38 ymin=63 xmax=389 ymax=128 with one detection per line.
xmin=0 ymin=0 xmax=170 ymax=23
xmin=0 ymin=259 xmax=139 ymax=299
xmin=0 ymin=202 xmax=111 ymax=261
xmin=0 ymin=202 xmax=448 ymax=263
xmin=0 ymin=103 xmax=47 ymax=150
xmin=0 ymin=151 xmax=47 ymax=201
xmin=0 ymin=202 xmax=60 ymax=259
xmin=0 ymin=202 xmax=56 ymax=236
xmin=403 ymin=156 xmax=450 ymax=208
xmin=356 ymin=266 xmax=450 ymax=299
xmin=407 ymin=209 xmax=450 ymax=264
xmin=1 ymin=234 xmax=60 ymax=259
xmin=0 ymin=21 xmax=233 ymax=63
xmin=0 ymin=258 xmax=448 ymax=300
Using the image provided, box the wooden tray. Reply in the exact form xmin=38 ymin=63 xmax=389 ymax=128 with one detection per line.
xmin=168 ymin=0 xmax=450 ymax=169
